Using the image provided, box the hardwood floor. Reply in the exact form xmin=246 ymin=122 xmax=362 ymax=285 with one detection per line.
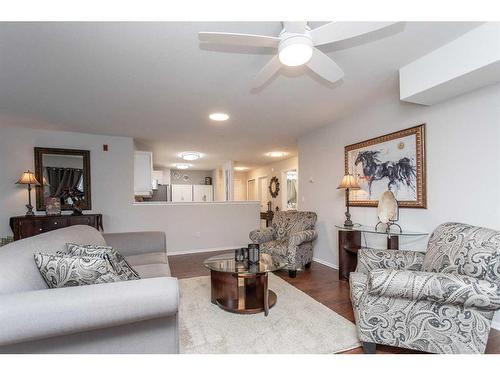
xmin=168 ymin=251 xmax=500 ymax=354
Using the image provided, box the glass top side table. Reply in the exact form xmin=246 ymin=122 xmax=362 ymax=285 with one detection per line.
xmin=335 ymin=224 xmax=428 ymax=281
xmin=334 ymin=224 xmax=428 ymax=237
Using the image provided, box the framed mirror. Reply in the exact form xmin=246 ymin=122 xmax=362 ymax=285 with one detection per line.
xmin=34 ymin=147 xmax=91 ymax=212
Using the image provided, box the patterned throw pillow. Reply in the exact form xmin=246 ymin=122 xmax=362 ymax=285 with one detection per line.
xmin=34 ymin=253 xmax=123 ymax=289
xmin=66 ymin=243 xmax=140 ymax=281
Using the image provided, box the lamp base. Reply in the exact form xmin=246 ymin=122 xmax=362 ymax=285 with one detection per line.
xmin=343 ymin=219 xmax=354 ymax=228
xmin=343 ymin=210 xmax=354 ymax=227
xmin=25 ymin=204 xmax=35 ymax=216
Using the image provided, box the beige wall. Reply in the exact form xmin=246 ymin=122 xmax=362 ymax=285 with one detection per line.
xmin=246 ymin=156 xmax=298 ymax=211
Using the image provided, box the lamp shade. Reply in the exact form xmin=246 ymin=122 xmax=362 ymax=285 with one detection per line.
xmin=16 ymin=170 xmax=40 ymax=186
xmin=337 ymin=174 xmax=360 ymax=190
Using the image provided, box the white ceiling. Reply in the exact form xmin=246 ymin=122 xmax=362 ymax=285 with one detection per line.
xmin=0 ymin=22 xmax=481 ymax=170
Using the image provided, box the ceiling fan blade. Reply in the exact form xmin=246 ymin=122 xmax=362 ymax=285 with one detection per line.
xmin=311 ymin=22 xmax=402 ymax=46
xmin=199 ymin=32 xmax=280 ymax=48
xmin=306 ymin=48 xmax=344 ymax=83
xmin=283 ymin=21 xmax=308 ymax=34
xmin=252 ymin=55 xmax=282 ymax=89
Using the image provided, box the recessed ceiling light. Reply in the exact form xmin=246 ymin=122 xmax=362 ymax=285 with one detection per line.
xmin=209 ymin=113 xmax=229 ymax=121
xmin=234 ymin=166 xmax=249 ymax=171
xmin=175 ymin=163 xmax=191 ymax=170
xmin=180 ymin=152 xmax=201 ymax=161
xmin=266 ymin=151 xmax=288 ymax=158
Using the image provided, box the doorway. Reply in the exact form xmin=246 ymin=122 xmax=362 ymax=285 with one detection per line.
xmin=247 ymin=179 xmax=256 ymax=200
xmin=282 ymin=169 xmax=298 ymax=210
xmin=258 ymin=176 xmax=269 ymax=211
xmin=233 ymin=178 xmax=245 ymax=201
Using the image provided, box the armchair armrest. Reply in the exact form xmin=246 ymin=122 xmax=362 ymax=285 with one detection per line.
xmin=249 ymin=227 xmax=276 ymax=244
xmin=0 ymin=277 xmax=178 ymax=347
xmin=356 ymin=248 xmax=425 ymax=274
xmin=368 ymin=269 xmax=500 ymax=310
xmin=103 ymin=231 xmax=166 ymax=257
xmin=289 ymin=229 xmax=317 ymax=246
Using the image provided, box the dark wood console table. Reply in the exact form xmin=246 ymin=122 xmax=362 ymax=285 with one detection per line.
xmin=10 ymin=214 xmax=103 ymax=241
xmin=260 ymin=211 xmax=274 ymax=227
xmin=336 ymin=224 xmax=428 ymax=281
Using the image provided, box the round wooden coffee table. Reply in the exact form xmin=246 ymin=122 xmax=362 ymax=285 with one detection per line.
xmin=203 ymin=253 xmax=285 ymax=316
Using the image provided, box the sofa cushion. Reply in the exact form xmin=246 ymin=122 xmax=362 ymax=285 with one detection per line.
xmin=34 ymin=253 xmax=123 ymax=288
xmin=0 ymin=226 xmax=106 ymax=295
xmin=67 ymin=243 xmax=140 ymax=281
xmin=125 ymin=252 xmax=168 ymax=267
xmin=133 ymin=264 xmax=171 ymax=278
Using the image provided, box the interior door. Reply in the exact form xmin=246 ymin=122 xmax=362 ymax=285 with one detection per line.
xmin=247 ymin=179 xmax=256 ymax=200
xmin=233 ymin=178 xmax=245 ymax=201
xmin=258 ymin=176 xmax=269 ymax=211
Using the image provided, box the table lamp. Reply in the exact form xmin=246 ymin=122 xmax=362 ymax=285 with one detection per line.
xmin=337 ymin=174 xmax=360 ymax=227
xmin=16 ymin=170 xmax=40 ymax=216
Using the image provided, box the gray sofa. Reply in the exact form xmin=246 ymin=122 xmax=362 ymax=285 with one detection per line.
xmin=0 ymin=225 xmax=179 ymax=354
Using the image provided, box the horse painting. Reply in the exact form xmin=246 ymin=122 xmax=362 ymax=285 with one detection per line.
xmin=354 ymin=150 xmax=416 ymax=198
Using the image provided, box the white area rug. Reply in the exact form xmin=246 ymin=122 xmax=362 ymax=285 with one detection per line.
xmin=179 ymin=273 xmax=360 ymax=354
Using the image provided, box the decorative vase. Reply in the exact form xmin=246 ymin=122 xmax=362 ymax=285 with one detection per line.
xmin=235 ymin=248 xmax=246 ymax=262
xmin=248 ymin=243 xmax=260 ymax=264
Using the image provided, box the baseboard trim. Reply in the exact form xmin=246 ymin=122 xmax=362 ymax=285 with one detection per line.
xmin=312 ymin=257 xmax=338 ymax=270
xmin=169 ymin=246 xmax=242 ymax=256
xmin=492 ymin=321 xmax=500 ymax=331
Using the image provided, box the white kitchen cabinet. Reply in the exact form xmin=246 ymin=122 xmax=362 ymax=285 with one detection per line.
xmin=193 ymin=185 xmax=213 ymax=202
xmin=171 ymin=184 xmax=193 ymax=202
xmin=134 ymin=151 xmax=153 ymax=197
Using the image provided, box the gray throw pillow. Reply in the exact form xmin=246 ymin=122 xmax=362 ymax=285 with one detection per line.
xmin=34 ymin=253 xmax=123 ymax=289
xmin=66 ymin=243 xmax=140 ymax=281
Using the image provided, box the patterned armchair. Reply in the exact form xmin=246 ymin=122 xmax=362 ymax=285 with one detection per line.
xmin=249 ymin=211 xmax=317 ymax=278
xmin=350 ymin=222 xmax=500 ymax=354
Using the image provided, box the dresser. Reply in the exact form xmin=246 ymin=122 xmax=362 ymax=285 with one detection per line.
xmin=9 ymin=214 xmax=103 ymax=241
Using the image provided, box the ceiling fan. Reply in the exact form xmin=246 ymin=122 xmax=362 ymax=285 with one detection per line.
xmin=199 ymin=22 xmax=403 ymax=89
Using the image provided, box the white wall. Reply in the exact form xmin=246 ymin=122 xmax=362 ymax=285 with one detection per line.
xmin=298 ymin=83 xmax=500 ymax=269
xmin=0 ymin=125 xmax=259 ymax=253
xmin=247 ymin=156 xmax=299 ymax=210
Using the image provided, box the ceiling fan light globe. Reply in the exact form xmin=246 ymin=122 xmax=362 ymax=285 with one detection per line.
xmin=180 ymin=152 xmax=201 ymax=161
xmin=278 ymin=43 xmax=313 ymax=67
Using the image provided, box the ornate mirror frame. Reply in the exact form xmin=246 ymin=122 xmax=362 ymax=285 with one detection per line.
xmin=34 ymin=147 xmax=92 ymax=212
xmin=268 ymin=176 xmax=280 ymax=198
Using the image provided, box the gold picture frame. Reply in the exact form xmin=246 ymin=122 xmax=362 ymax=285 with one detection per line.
xmin=344 ymin=124 xmax=426 ymax=208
